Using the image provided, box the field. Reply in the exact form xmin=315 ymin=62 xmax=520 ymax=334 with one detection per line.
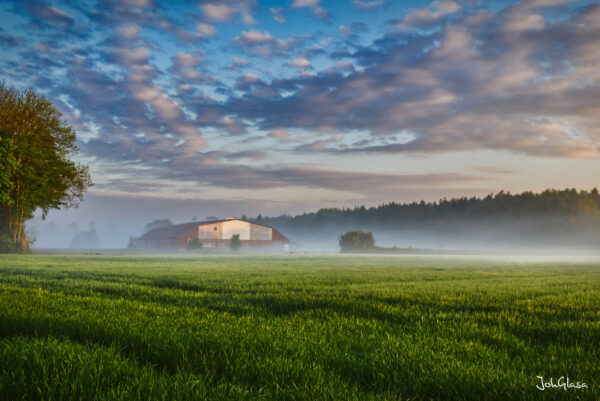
xmin=0 ymin=254 xmax=598 ymax=401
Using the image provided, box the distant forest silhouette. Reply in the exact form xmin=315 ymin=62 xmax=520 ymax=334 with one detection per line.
xmin=250 ymin=189 xmax=600 ymax=249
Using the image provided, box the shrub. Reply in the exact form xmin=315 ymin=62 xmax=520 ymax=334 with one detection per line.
xmin=0 ymin=232 xmax=16 ymax=253
xmin=187 ymin=238 xmax=203 ymax=251
xmin=230 ymin=234 xmax=241 ymax=251
xmin=339 ymin=230 xmax=375 ymax=252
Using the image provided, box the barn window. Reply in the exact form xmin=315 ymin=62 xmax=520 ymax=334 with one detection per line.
xmin=214 ymin=226 xmax=217 ymax=231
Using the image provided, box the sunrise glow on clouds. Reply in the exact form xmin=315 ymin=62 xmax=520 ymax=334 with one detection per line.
xmin=1 ymin=0 xmax=599 ymax=230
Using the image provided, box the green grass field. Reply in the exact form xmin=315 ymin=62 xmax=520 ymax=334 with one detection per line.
xmin=0 ymin=254 xmax=598 ymax=400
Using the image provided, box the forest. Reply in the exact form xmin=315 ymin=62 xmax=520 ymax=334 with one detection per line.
xmin=250 ymin=189 xmax=600 ymax=250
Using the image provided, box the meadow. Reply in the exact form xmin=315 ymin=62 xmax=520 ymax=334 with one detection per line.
xmin=0 ymin=253 xmax=598 ymax=401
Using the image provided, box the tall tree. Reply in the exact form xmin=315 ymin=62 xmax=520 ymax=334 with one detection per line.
xmin=0 ymin=83 xmax=91 ymax=252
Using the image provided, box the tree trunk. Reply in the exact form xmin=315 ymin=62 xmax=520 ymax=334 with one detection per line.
xmin=16 ymin=207 xmax=26 ymax=251
xmin=7 ymin=173 xmax=27 ymax=252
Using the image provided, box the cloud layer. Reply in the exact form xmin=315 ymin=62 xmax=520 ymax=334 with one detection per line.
xmin=1 ymin=0 xmax=599 ymax=209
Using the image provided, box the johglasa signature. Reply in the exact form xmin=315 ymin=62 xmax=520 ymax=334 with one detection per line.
xmin=536 ymin=376 xmax=588 ymax=391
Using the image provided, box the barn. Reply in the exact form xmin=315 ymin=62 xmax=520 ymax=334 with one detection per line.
xmin=135 ymin=218 xmax=290 ymax=252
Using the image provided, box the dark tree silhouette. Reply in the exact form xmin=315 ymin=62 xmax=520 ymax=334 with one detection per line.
xmin=187 ymin=238 xmax=203 ymax=251
xmin=339 ymin=230 xmax=375 ymax=252
xmin=143 ymin=219 xmax=173 ymax=233
xmin=251 ymin=189 xmax=600 ymax=248
xmin=230 ymin=234 xmax=241 ymax=251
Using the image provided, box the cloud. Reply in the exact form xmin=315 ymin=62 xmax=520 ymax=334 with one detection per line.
xmin=201 ymin=3 xmax=234 ymax=22
xmin=234 ymin=73 xmax=262 ymax=90
xmin=65 ymin=50 xmax=204 ymax=165
xmin=232 ymin=57 xmax=250 ymax=66
xmin=117 ymin=24 xmax=141 ymax=39
xmin=219 ymin=2 xmax=600 ymax=158
xmin=503 ymin=13 xmax=546 ymax=32
xmin=122 ymin=0 xmax=155 ymax=9
xmin=474 ymin=166 xmax=518 ymax=175
xmin=113 ymin=157 xmax=482 ymax=193
xmin=286 ymin=57 xmax=311 ymax=69
xmin=31 ymin=5 xmax=74 ymax=27
xmin=268 ymin=129 xmax=298 ymax=143
xmin=199 ymin=1 xmax=256 ymax=25
xmin=338 ymin=22 xmax=368 ymax=39
xmin=225 ymin=57 xmax=251 ymax=71
xmin=196 ymin=23 xmax=216 ymax=36
xmin=515 ymin=0 xmax=582 ymax=11
xmin=330 ymin=60 xmax=355 ymax=73
xmin=173 ymin=52 xmax=199 ymax=67
xmin=291 ymin=0 xmax=330 ymax=22
xmin=111 ymin=47 xmax=152 ymax=65
xmin=224 ymin=150 xmax=268 ymax=161
xmin=395 ymin=0 xmax=462 ymax=31
xmin=79 ymin=0 xmax=179 ymax=42
xmin=234 ymin=30 xmax=315 ymax=58
xmin=234 ymin=29 xmax=274 ymax=45
xmin=352 ymin=0 xmax=385 ymax=9
xmin=293 ymin=135 xmax=342 ymax=151
xmin=292 ymin=0 xmax=320 ymax=7
xmin=0 ymin=33 xmax=24 ymax=47
xmin=5 ymin=0 xmax=600 ymax=206
xmin=270 ymin=7 xmax=285 ymax=23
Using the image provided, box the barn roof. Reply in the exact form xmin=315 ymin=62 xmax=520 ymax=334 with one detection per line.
xmin=137 ymin=218 xmax=289 ymax=241
xmin=137 ymin=222 xmax=200 ymax=240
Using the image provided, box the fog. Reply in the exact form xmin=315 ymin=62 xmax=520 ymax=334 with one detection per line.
xmin=276 ymin=216 xmax=600 ymax=256
xmin=26 ymin=193 xmax=301 ymax=250
xmin=285 ymin=227 xmax=600 ymax=256
xmin=28 ymin=211 xmax=600 ymax=257
xmin=23 ymin=190 xmax=599 ymax=255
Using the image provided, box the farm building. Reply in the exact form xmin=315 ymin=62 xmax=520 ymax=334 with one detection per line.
xmin=135 ymin=218 xmax=290 ymax=252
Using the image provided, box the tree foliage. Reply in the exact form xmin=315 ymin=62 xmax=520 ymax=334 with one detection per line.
xmin=0 ymin=83 xmax=91 ymax=252
xmin=253 ymin=189 xmax=600 ymax=247
xmin=339 ymin=230 xmax=375 ymax=252
xmin=230 ymin=234 xmax=241 ymax=251
xmin=143 ymin=219 xmax=173 ymax=233
xmin=256 ymin=189 xmax=600 ymax=228
xmin=187 ymin=238 xmax=203 ymax=251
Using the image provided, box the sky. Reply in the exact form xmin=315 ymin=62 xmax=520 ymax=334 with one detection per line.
xmin=1 ymin=0 xmax=599 ymax=246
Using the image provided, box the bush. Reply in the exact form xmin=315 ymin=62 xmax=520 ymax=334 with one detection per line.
xmin=187 ymin=238 xmax=203 ymax=251
xmin=0 ymin=232 xmax=16 ymax=253
xmin=339 ymin=230 xmax=375 ymax=252
xmin=0 ymin=229 xmax=31 ymax=253
xmin=230 ymin=234 xmax=241 ymax=251
xmin=127 ymin=237 xmax=137 ymax=249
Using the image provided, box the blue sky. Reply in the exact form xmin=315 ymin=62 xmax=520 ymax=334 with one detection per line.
xmin=1 ymin=0 xmax=600 ymax=244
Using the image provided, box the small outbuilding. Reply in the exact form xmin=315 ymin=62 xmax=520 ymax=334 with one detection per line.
xmin=135 ymin=218 xmax=290 ymax=251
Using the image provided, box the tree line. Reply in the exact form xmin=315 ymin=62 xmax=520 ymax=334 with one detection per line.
xmin=254 ymin=189 xmax=600 ymax=226
xmin=251 ymin=189 xmax=600 ymax=246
